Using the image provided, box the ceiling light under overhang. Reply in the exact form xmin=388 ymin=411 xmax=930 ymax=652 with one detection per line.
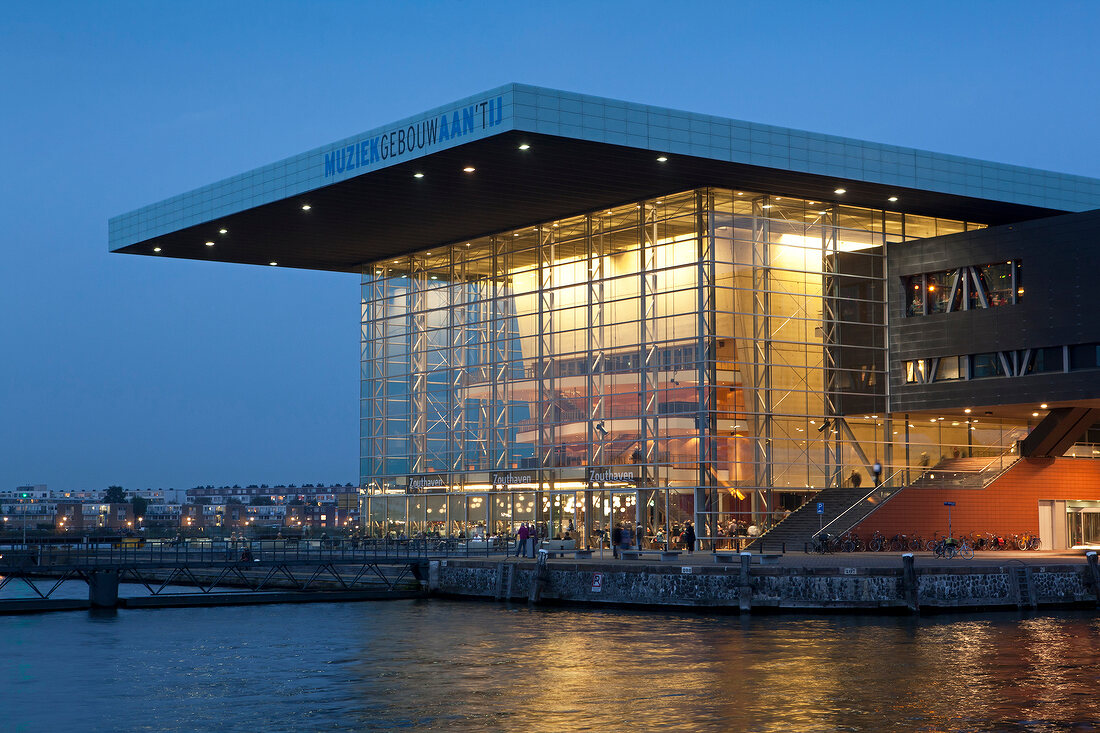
xmin=834 ymin=188 xmax=846 ymax=194
xmin=462 ymin=166 xmax=475 ymax=173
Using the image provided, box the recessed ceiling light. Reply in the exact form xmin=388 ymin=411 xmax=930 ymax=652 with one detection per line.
xmin=430 ymin=275 xmax=438 ymax=280
xmin=301 ymin=204 xmax=311 ymax=211
xmin=1040 ymin=403 xmax=1048 ymax=409
xmin=964 ymin=408 xmax=972 ymax=413
xmin=518 ymin=144 xmax=530 ymax=150
xmin=219 ymin=228 xmax=228 ymax=234
xmin=1032 ymin=412 xmax=1039 ymax=417
xmin=834 ymin=188 xmax=846 ymax=194
xmin=761 ymin=204 xmax=772 ymax=209
xmin=736 ymin=192 xmax=744 ymax=196
xmin=888 ymin=196 xmax=899 ymax=202
xmin=656 ymin=156 xmax=668 ymax=162
xmin=269 ymin=262 xmax=278 ymax=266
xmin=205 ymin=241 xmax=215 ymax=247
xmin=413 ymin=172 xmax=424 ymax=179
xmin=153 ymin=247 xmax=161 ymax=252
xmin=463 ymin=166 xmax=475 ymax=173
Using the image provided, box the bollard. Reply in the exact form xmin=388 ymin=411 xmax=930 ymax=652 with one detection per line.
xmin=901 ymin=553 xmax=919 ymax=614
xmin=529 ymin=549 xmax=550 ymax=603
xmin=88 ymin=570 xmax=120 ymax=608
xmin=1087 ymin=552 xmax=1100 ymax=607
xmin=738 ymin=551 xmax=753 ymax=612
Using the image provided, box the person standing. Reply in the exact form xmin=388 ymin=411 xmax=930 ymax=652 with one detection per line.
xmin=683 ymin=521 xmax=696 ymax=553
xmin=514 ymin=523 xmax=530 ymax=557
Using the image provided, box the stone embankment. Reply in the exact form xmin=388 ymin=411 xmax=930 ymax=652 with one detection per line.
xmin=429 ymin=552 xmax=1100 ymax=614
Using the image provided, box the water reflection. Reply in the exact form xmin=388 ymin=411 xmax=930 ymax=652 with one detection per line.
xmin=1 ymin=601 xmax=1098 ymax=731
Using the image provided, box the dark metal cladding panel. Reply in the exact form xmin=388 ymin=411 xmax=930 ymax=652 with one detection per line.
xmin=887 ymin=208 xmax=1100 ymax=412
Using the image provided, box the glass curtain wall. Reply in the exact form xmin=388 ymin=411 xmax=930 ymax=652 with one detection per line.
xmin=360 ymin=188 xmax=985 ymax=548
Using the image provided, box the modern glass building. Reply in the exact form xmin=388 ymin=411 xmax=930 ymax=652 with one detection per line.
xmin=111 ymin=84 xmax=1100 ymax=550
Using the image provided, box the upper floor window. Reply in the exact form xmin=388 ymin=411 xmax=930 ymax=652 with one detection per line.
xmin=904 ymin=260 xmax=1022 ymax=317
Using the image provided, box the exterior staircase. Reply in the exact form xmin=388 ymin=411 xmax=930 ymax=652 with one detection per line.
xmin=748 ymin=484 xmax=899 ymax=552
xmin=752 ymin=454 xmax=1020 ymax=550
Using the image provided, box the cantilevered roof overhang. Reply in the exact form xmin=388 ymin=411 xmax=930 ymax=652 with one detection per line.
xmin=109 ymin=83 xmax=1100 ymax=273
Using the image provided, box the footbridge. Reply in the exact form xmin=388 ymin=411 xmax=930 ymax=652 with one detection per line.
xmin=0 ymin=539 xmax=501 ymax=609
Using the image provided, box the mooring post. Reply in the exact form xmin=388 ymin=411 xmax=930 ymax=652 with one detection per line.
xmin=529 ymin=549 xmax=550 ymax=603
xmin=901 ymin=553 xmax=919 ymax=614
xmin=88 ymin=570 xmax=120 ymax=609
xmin=739 ymin=551 xmax=752 ymax=613
xmin=1087 ymin=552 xmax=1100 ymax=607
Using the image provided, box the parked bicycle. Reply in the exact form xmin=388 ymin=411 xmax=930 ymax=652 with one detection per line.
xmin=933 ymin=536 xmax=975 ymax=560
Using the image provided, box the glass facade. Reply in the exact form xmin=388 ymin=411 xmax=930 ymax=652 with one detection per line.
xmin=360 ymin=188 xmax=994 ymax=548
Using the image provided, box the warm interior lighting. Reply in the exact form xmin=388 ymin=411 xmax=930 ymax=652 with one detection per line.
xmin=834 ymin=188 xmax=846 ymax=194
xmin=888 ymin=196 xmax=899 ymax=202
xmin=518 ymin=144 xmax=530 ymax=150
xmin=1032 ymin=412 xmax=1040 ymax=417
xmin=301 ymin=204 xmax=311 ymax=211
xmin=1040 ymin=403 xmax=1048 ymax=409
xmin=463 ymin=166 xmax=476 ymax=173
xmin=205 ymin=241 xmax=214 ymax=247
xmin=964 ymin=408 xmax=971 ymax=413
xmin=219 ymin=228 xmax=228 ymax=234
xmin=413 ymin=172 xmax=424 ymax=178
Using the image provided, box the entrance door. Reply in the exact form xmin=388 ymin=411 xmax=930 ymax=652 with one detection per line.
xmin=1038 ymin=500 xmax=1054 ymax=551
xmin=609 ymin=491 xmax=639 ymax=547
xmin=549 ymin=491 xmax=580 ymax=543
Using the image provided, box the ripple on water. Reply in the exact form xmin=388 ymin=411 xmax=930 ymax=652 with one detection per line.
xmin=1 ymin=601 xmax=1099 ymax=731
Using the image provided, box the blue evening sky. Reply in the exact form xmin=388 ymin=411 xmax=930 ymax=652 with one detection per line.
xmin=2 ymin=1 xmax=1098 ymax=493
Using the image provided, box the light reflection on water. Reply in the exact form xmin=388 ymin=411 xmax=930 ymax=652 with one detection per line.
xmin=1 ymin=599 xmax=1098 ymax=732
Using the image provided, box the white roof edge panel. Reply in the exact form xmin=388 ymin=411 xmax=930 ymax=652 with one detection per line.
xmin=109 ymin=83 xmax=1100 ymax=251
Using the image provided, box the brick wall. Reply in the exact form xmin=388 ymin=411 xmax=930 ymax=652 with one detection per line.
xmin=852 ymin=457 xmax=1100 ymax=538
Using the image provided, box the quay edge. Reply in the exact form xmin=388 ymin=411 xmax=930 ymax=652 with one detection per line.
xmin=429 ymin=556 xmax=1100 ymax=614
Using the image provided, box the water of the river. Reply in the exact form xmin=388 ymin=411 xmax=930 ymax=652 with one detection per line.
xmin=2 ymin=597 xmax=1099 ymax=732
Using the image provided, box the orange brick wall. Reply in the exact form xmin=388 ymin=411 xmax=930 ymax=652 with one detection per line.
xmin=852 ymin=457 xmax=1100 ymax=539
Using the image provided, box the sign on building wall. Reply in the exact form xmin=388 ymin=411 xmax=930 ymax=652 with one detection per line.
xmin=405 ymin=475 xmax=449 ymax=494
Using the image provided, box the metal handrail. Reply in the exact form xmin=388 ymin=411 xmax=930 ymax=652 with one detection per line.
xmin=818 ymin=444 xmax=1023 ymax=537
xmin=816 ymin=467 xmax=909 ymax=538
xmin=0 ymin=536 xmax=520 ymax=571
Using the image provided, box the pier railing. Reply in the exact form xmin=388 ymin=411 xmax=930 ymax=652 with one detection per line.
xmin=0 ymin=537 xmax=514 ymax=571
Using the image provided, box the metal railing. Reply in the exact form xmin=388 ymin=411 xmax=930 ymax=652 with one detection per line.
xmin=0 ymin=537 xmax=518 ymax=571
